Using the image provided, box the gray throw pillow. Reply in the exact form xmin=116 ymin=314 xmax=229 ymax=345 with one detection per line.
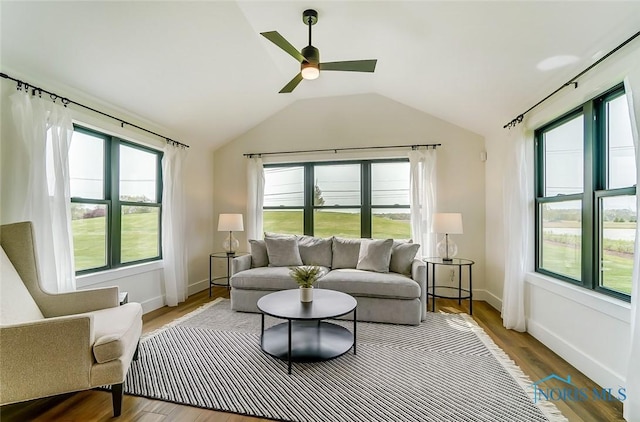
xmin=248 ymin=239 xmax=269 ymax=268
xmin=356 ymin=239 xmax=394 ymax=273
xmin=389 ymin=241 xmax=420 ymax=275
xmin=297 ymin=236 xmax=333 ymax=268
xmin=331 ymin=237 xmax=362 ymax=269
xmin=265 ymin=235 xmax=303 ymax=267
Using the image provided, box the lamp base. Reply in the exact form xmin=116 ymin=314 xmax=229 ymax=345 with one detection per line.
xmin=436 ymin=234 xmax=458 ymax=261
xmin=223 ymin=232 xmax=239 ymax=254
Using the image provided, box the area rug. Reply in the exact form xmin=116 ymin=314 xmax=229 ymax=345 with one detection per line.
xmin=124 ymin=298 xmax=566 ymax=422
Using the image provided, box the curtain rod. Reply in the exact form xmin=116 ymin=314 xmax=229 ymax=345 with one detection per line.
xmin=0 ymin=72 xmax=189 ymax=148
xmin=503 ymin=29 xmax=640 ymax=129
xmin=243 ymin=143 xmax=441 ymax=158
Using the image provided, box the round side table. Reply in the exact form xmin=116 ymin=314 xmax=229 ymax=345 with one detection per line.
xmin=424 ymin=257 xmax=475 ymax=314
xmin=209 ymin=251 xmax=248 ymax=297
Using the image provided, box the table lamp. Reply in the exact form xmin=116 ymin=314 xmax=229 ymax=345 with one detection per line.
xmin=432 ymin=213 xmax=463 ymax=261
xmin=218 ymin=213 xmax=244 ymax=254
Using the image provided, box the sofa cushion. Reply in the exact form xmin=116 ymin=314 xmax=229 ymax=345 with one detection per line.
xmin=231 ymin=266 xmax=330 ymax=291
xmin=298 ymin=236 xmax=333 ymax=268
xmin=92 ymin=302 xmax=143 ymax=364
xmin=357 ymin=239 xmax=393 ymax=273
xmin=249 ymin=239 xmax=269 ymax=268
xmin=318 ymin=269 xmax=419 ymax=300
xmin=331 ymin=237 xmax=361 ymax=269
xmin=265 ymin=235 xmax=303 ymax=267
xmin=389 ymin=241 xmax=421 ymax=275
xmin=0 ymin=246 xmax=44 ymax=324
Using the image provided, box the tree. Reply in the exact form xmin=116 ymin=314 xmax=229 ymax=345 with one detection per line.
xmin=314 ymin=184 xmax=325 ymax=206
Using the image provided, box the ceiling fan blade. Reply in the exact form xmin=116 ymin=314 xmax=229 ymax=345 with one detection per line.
xmin=279 ymin=73 xmax=303 ymax=93
xmin=261 ymin=31 xmax=305 ymax=63
xmin=319 ymin=60 xmax=377 ymax=72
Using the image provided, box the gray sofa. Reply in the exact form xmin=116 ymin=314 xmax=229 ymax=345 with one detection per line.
xmin=230 ymin=235 xmax=426 ymax=325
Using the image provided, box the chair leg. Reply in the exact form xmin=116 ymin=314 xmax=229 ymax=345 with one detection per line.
xmin=133 ymin=340 xmax=140 ymax=361
xmin=112 ymin=382 xmax=123 ymax=417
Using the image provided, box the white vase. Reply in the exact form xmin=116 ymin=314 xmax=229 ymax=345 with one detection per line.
xmin=300 ymin=286 xmax=313 ymax=302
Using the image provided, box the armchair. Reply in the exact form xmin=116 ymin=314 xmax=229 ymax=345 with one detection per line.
xmin=0 ymin=221 xmax=143 ymax=417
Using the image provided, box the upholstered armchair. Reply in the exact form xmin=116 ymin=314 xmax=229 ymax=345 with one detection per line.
xmin=0 ymin=221 xmax=143 ymax=417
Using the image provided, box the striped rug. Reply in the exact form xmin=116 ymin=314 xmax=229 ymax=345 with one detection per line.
xmin=124 ymin=298 xmax=566 ymax=422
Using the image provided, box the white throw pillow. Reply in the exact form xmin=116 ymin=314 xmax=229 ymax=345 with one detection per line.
xmin=0 ymin=246 xmax=45 ymax=324
xmin=356 ymin=239 xmax=394 ymax=273
xmin=265 ymin=235 xmax=303 ymax=267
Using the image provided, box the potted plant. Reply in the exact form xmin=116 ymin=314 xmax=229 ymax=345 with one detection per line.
xmin=289 ymin=265 xmax=322 ymax=302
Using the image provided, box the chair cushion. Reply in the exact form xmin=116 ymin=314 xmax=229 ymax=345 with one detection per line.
xmin=92 ymin=302 xmax=143 ymax=364
xmin=357 ymin=239 xmax=393 ymax=273
xmin=318 ymin=269 xmax=419 ymax=299
xmin=297 ymin=236 xmax=333 ymax=268
xmin=231 ymin=266 xmax=330 ymax=291
xmin=0 ymin=246 xmax=44 ymax=324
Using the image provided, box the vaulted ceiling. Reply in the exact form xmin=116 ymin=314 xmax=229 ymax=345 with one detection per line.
xmin=2 ymin=1 xmax=640 ymax=149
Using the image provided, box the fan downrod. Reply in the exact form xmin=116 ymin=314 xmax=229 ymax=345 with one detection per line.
xmin=303 ymin=9 xmax=318 ymax=25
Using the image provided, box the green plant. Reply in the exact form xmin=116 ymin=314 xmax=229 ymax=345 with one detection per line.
xmin=289 ymin=265 xmax=322 ymax=288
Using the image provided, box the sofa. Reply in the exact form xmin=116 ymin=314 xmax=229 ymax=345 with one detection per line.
xmin=230 ymin=235 xmax=426 ymax=325
xmin=0 ymin=221 xmax=143 ymax=417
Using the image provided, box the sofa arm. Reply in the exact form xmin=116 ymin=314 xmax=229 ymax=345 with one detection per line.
xmin=40 ymin=286 xmax=120 ymax=318
xmin=411 ymin=259 xmax=427 ymax=321
xmin=0 ymin=314 xmax=95 ymax=405
xmin=232 ymin=255 xmax=252 ymax=275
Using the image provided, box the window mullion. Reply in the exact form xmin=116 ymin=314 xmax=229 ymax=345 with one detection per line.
xmin=582 ymin=102 xmax=595 ymax=290
xmin=110 ymin=138 xmax=121 ymax=267
xmin=304 ymin=163 xmax=314 ymax=236
xmin=362 ymin=162 xmax=371 ymax=238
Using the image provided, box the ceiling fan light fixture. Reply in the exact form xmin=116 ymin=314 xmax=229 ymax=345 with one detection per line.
xmin=301 ymin=62 xmax=319 ymax=80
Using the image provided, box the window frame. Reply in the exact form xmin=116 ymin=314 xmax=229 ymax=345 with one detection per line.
xmin=263 ymin=158 xmax=410 ymax=238
xmin=71 ymin=125 xmax=163 ymax=275
xmin=534 ymin=83 xmax=634 ymax=301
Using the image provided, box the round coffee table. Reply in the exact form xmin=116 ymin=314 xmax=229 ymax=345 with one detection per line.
xmin=257 ymin=289 xmax=357 ymax=374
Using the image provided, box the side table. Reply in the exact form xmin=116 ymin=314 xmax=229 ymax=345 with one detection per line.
xmin=209 ymin=252 xmax=247 ymax=297
xmin=424 ymin=257 xmax=474 ymax=314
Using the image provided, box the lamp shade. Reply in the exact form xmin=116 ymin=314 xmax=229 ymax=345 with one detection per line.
xmin=432 ymin=213 xmax=463 ymax=234
xmin=218 ymin=214 xmax=244 ymax=232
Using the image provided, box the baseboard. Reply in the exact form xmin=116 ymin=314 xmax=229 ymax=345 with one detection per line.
xmin=140 ymin=295 xmax=165 ymax=314
xmin=188 ymin=278 xmax=209 ymax=296
xmin=473 ymin=289 xmax=502 ymax=311
xmin=526 ymin=318 xmax=625 ymax=389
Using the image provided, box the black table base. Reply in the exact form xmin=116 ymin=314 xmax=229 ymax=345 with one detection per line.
xmin=261 ymin=319 xmax=355 ymax=374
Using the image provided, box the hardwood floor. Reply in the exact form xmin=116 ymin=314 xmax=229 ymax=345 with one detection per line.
xmin=0 ymin=288 xmax=624 ymax=422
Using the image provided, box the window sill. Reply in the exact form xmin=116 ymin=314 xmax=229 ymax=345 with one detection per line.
xmin=525 ymin=272 xmax=631 ymax=323
xmin=77 ymin=260 xmax=163 ymax=288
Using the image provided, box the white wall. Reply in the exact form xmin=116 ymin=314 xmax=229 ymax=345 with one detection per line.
xmin=212 ymin=93 xmax=488 ymax=295
xmin=484 ymin=38 xmax=640 ymax=390
xmin=0 ymin=75 xmax=215 ymax=314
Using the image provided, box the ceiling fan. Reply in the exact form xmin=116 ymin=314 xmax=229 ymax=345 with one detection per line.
xmin=261 ymin=9 xmax=377 ymax=93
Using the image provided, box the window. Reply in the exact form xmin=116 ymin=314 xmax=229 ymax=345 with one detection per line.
xmin=535 ymin=84 xmax=635 ymax=300
xmin=70 ymin=126 xmax=163 ymax=274
xmin=263 ymin=160 xmax=410 ymax=239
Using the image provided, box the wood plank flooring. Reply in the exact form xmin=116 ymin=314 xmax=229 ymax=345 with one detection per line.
xmin=0 ymin=288 xmax=624 ymax=421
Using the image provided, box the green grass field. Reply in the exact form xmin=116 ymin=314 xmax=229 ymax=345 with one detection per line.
xmin=72 ymin=212 xmax=159 ymax=271
xmin=542 ymin=242 xmax=633 ymax=294
xmin=263 ymin=210 xmax=411 ymax=239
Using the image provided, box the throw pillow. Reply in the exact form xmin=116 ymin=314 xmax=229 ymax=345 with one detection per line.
xmin=331 ymin=237 xmax=362 ymax=269
xmin=389 ymin=241 xmax=420 ymax=275
xmin=356 ymin=239 xmax=394 ymax=273
xmin=248 ymin=239 xmax=269 ymax=268
xmin=297 ymin=236 xmax=333 ymax=268
xmin=265 ymin=235 xmax=303 ymax=267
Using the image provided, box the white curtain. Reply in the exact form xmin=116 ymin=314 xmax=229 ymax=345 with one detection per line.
xmin=408 ymin=148 xmax=437 ymax=257
xmin=246 ymin=157 xmax=265 ymax=242
xmin=10 ymin=89 xmax=75 ymax=293
xmin=161 ymin=144 xmax=188 ymax=307
xmin=623 ymin=70 xmax=640 ymax=422
xmin=501 ymin=126 xmax=532 ymax=332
